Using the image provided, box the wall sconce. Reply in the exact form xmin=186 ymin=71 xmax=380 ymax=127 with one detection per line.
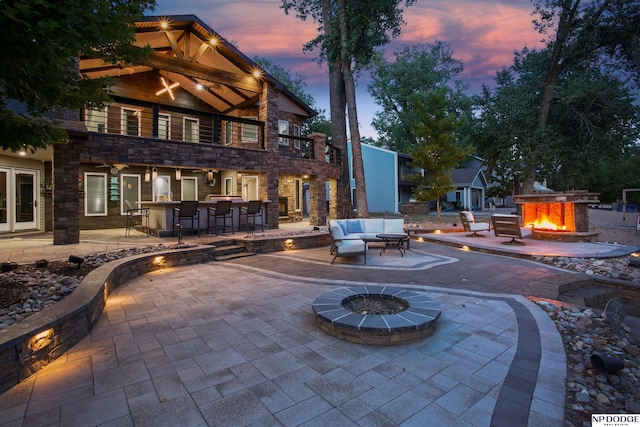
xmin=144 ymin=168 xmax=150 ymax=182
xmin=207 ymin=169 xmax=214 ymax=182
xmin=152 ymin=167 xmax=158 ymax=181
xmin=237 ymin=171 xmax=242 ymax=179
xmin=175 ymin=168 xmax=181 ymax=181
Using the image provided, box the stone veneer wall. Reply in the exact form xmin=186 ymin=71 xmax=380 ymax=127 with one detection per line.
xmin=54 ymin=130 xmax=340 ymax=244
xmin=243 ymin=233 xmax=331 ymax=253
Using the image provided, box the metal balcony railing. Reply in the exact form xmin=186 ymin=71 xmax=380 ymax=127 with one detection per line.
xmin=84 ymin=97 xmax=265 ymax=149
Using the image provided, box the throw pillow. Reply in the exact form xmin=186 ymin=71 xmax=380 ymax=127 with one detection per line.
xmin=337 ymin=221 xmax=348 ymax=235
xmin=346 ymin=219 xmax=363 ymax=234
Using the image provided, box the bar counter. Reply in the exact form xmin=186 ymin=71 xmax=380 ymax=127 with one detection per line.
xmin=140 ymin=198 xmax=270 ymax=236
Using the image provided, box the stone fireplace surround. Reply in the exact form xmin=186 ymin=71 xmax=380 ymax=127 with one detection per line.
xmin=514 ymin=191 xmax=600 ymax=242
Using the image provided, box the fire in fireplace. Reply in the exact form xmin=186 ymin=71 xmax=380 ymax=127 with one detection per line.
xmin=514 ymin=191 xmax=600 ymax=242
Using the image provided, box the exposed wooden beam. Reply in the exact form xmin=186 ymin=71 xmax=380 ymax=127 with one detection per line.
xmin=162 ymin=30 xmax=184 ymax=59
xmin=222 ymin=94 xmax=260 ymax=114
xmin=146 ymin=51 xmax=262 ymax=93
xmin=191 ymin=41 xmax=210 ymax=62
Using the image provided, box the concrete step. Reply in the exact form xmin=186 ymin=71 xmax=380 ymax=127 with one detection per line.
xmin=215 ymin=252 xmax=257 ymax=262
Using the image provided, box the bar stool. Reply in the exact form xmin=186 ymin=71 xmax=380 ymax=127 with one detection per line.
xmin=125 ymin=200 xmax=150 ymax=237
xmin=208 ymin=200 xmax=234 ymax=234
xmin=173 ymin=201 xmax=200 ymax=237
xmin=240 ymin=200 xmax=264 ymax=232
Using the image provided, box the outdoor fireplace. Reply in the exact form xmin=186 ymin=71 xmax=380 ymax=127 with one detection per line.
xmin=278 ymin=197 xmax=288 ymax=217
xmin=514 ymin=191 xmax=600 ymax=242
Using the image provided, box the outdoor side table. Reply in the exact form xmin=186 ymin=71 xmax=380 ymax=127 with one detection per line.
xmin=376 ymin=233 xmax=409 ymax=256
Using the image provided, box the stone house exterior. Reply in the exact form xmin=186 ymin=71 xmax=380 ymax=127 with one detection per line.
xmin=0 ymin=15 xmax=341 ymax=244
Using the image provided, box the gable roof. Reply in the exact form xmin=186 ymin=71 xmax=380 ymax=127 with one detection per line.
xmin=451 ymin=167 xmax=488 ymax=188
xmin=79 ymin=15 xmax=315 ymax=116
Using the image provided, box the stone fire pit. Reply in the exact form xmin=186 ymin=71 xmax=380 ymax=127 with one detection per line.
xmin=312 ymin=286 xmax=441 ymax=345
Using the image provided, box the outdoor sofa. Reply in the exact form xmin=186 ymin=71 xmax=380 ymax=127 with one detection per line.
xmin=328 ymin=218 xmax=407 ymax=264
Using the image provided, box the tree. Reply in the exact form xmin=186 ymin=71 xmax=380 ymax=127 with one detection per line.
xmin=253 ymin=56 xmax=331 ymax=137
xmin=0 ymin=0 xmax=156 ymax=152
xmin=519 ymin=0 xmax=640 ymax=192
xmin=471 ymin=46 xmax=640 ymax=195
xmin=368 ymin=42 xmax=469 ymax=153
xmin=408 ymin=88 xmax=472 ymax=222
xmin=282 ymin=0 xmax=416 ymax=217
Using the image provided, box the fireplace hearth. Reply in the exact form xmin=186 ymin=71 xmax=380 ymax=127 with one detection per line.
xmin=514 ymin=191 xmax=600 ymax=242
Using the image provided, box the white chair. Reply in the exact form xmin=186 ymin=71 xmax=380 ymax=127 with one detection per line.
xmin=329 ymin=221 xmax=367 ymax=264
xmin=459 ymin=211 xmax=490 ymax=237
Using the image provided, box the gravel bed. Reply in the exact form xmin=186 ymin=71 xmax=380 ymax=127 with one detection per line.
xmin=534 ymin=255 xmax=640 ymax=284
xmin=0 ymin=244 xmax=180 ymax=329
xmin=537 ymin=302 xmax=640 ymax=426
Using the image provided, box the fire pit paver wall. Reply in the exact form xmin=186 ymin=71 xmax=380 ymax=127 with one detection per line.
xmin=312 ymin=286 xmax=441 ymax=345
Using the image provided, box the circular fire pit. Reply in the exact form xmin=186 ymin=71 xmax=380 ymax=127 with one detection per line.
xmin=312 ymin=286 xmax=441 ymax=345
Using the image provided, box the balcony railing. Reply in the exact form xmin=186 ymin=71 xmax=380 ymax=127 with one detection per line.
xmin=83 ymin=97 xmax=342 ymax=167
xmin=84 ymin=97 xmax=265 ymax=149
xmin=399 ymin=165 xmax=421 ymax=182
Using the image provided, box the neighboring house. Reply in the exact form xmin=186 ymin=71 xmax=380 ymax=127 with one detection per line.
xmin=348 ymin=142 xmax=399 ymax=214
xmin=347 ymin=143 xmax=489 ymax=213
xmin=0 ymin=15 xmax=341 ymax=244
xmin=447 ymin=167 xmax=488 ymax=211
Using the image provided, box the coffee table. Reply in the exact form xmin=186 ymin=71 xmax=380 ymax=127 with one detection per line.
xmin=376 ymin=233 xmax=409 ymax=256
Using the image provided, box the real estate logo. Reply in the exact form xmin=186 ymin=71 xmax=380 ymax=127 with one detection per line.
xmin=592 ymin=414 xmax=640 ymax=427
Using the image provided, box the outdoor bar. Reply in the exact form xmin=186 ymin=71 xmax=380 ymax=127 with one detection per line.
xmin=141 ymin=196 xmax=270 ymax=236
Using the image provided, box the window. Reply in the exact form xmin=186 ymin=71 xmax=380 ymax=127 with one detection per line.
xmin=86 ymin=107 xmax=107 ymax=133
xmin=120 ymin=174 xmax=141 ymax=215
xmin=241 ymin=116 xmax=258 ymax=143
xmin=278 ymin=120 xmax=289 ymax=145
xmin=121 ymin=108 xmax=141 ymax=136
xmin=293 ymin=124 xmax=301 ymax=149
xmin=85 ymin=173 xmax=107 ymax=216
xmin=158 ymin=114 xmax=171 ymax=139
xmin=181 ymin=177 xmax=198 ymax=200
xmin=224 ymin=121 xmax=233 ymax=145
xmin=294 ymin=178 xmax=301 ymax=211
xmin=152 ymin=175 xmax=171 ymax=201
xmin=184 ymin=117 xmax=199 ymax=143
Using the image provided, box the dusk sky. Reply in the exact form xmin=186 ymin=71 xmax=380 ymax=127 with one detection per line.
xmin=152 ymin=0 xmax=545 ymax=138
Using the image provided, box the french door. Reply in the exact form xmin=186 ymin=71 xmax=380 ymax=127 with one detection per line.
xmin=14 ymin=170 xmax=39 ymax=230
xmin=0 ymin=168 xmax=8 ymax=232
xmin=0 ymin=168 xmax=39 ymax=232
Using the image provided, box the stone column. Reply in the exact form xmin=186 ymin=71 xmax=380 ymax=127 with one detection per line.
xmin=309 ymin=175 xmax=328 ymax=226
xmin=53 ymin=138 xmax=83 ymax=244
xmin=260 ymin=82 xmax=280 ymax=227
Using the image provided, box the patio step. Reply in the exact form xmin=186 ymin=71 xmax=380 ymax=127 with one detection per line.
xmin=207 ymin=242 xmax=253 ymax=261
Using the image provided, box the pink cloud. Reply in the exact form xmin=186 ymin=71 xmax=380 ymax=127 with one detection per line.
xmin=153 ymin=0 xmax=546 ymax=135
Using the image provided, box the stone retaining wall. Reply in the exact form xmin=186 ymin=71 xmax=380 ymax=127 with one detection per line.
xmin=0 ymin=246 xmax=218 ymax=394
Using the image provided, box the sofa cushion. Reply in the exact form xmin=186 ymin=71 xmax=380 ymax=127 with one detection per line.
xmin=335 ymin=239 xmax=366 ymax=254
xmin=384 ymin=219 xmax=405 ymax=233
xmin=337 ymin=220 xmax=348 ymax=235
xmin=364 ymin=218 xmax=385 ymax=234
xmin=330 ymin=225 xmax=345 ymax=240
xmin=346 ymin=219 xmax=364 ymax=234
